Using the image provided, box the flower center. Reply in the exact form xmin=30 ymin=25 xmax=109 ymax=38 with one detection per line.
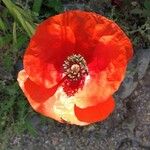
xmin=63 ymin=54 xmax=88 ymax=81
xmin=62 ymin=54 xmax=88 ymax=96
xmin=71 ymin=64 xmax=80 ymax=75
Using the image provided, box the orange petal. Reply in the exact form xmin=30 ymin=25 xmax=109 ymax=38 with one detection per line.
xmin=88 ymin=21 xmax=133 ymax=73
xmin=64 ymin=10 xmax=99 ymax=63
xmin=48 ymin=10 xmax=110 ymax=63
xmin=17 ymin=70 xmax=61 ymax=122
xmin=74 ymin=24 xmax=132 ymax=108
xmin=51 ymin=11 xmax=132 ymax=109
xmin=74 ymin=62 xmax=126 ymax=108
xmin=51 ymin=10 xmax=133 ymax=63
xmin=24 ymin=23 xmax=75 ymax=88
xmin=74 ymin=96 xmax=115 ymax=123
xmin=18 ymin=70 xmax=89 ymax=126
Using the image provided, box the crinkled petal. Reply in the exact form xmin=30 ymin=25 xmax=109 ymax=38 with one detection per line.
xmin=74 ymin=61 xmax=126 ymax=108
xmin=73 ymin=23 xmax=133 ymax=108
xmin=17 ymin=70 xmax=89 ymax=126
xmin=24 ymin=23 xmax=76 ymax=88
xmin=74 ymin=96 xmax=115 ymax=123
xmin=17 ymin=70 xmax=61 ymax=122
xmin=63 ymin=10 xmax=99 ymax=63
xmin=89 ymin=21 xmax=133 ymax=73
xmin=47 ymin=10 xmax=108 ymax=63
xmin=53 ymin=87 xmax=89 ymax=126
xmin=50 ymin=10 xmax=133 ymax=63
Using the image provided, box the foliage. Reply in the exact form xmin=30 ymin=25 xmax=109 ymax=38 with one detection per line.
xmin=0 ymin=1 xmax=63 ymax=146
xmin=0 ymin=81 xmax=37 ymax=148
xmin=2 ymin=0 xmax=35 ymax=37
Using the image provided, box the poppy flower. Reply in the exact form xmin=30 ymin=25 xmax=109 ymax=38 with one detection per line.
xmin=17 ymin=10 xmax=133 ymax=126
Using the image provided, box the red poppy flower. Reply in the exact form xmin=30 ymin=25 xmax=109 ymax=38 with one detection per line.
xmin=17 ymin=10 xmax=133 ymax=126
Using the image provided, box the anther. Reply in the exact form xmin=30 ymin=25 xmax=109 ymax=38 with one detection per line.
xmin=62 ymin=54 xmax=88 ymax=96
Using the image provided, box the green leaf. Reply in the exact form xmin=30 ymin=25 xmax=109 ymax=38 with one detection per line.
xmin=2 ymin=0 xmax=35 ymax=37
xmin=0 ymin=34 xmax=12 ymax=48
xmin=144 ymin=0 xmax=150 ymax=10
xmin=13 ymin=7 xmax=34 ymax=37
xmin=6 ymin=83 xmax=19 ymax=95
xmin=13 ymin=22 xmax=17 ymax=46
xmin=24 ymin=20 xmax=35 ymax=36
xmin=48 ymin=0 xmax=63 ymax=12
xmin=0 ymin=98 xmax=15 ymax=117
xmin=2 ymin=54 xmax=13 ymax=71
xmin=15 ymin=34 xmax=28 ymax=49
xmin=0 ymin=18 xmax=7 ymax=31
xmin=24 ymin=120 xmax=37 ymax=136
xmin=32 ymin=0 xmax=43 ymax=14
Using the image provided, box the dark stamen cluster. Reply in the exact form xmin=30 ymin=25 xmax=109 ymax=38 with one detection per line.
xmin=63 ymin=54 xmax=88 ymax=81
xmin=62 ymin=54 xmax=88 ymax=96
